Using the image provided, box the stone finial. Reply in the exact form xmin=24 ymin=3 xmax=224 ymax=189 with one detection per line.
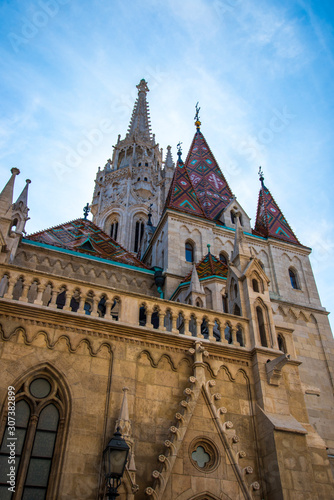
xmin=189 ymin=264 xmax=204 ymax=294
xmin=0 ymin=168 xmax=20 ymax=217
xmin=136 ymin=78 xmax=149 ymax=94
xmin=115 ymin=387 xmax=131 ymax=438
xmin=164 ymin=145 xmax=174 ymax=169
xmin=12 ymin=179 xmax=31 ymax=214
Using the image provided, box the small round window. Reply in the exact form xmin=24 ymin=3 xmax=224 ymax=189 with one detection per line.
xmin=29 ymin=378 xmax=51 ymax=398
xmin=189 ymin=437 xmax=219 ymax=472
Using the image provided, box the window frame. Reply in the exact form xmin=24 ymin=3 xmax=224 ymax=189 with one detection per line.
xmin=289 ymin=268 xmax=300 ymax=290
xmin=0 ymin=367 xmax=70 ymax=500
xmin=185 ymin=241 xmax=194 ymax=263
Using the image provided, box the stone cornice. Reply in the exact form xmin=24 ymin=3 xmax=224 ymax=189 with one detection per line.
xmin=271 ymin=297 xmax=329 ymax=316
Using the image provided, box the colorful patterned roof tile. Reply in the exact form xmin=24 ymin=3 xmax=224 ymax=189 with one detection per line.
xmin=181 ymin=251 xmax=228 ymax=284
xmin=26 ymin=219 xmax=149 ymax=268
xmin=164 ymin=130 xmax=234 ymax=220
xmin=254 ymin=180 xmax=301 ymax=245
xmin=164 ymin=156 xmax=207 ymax=218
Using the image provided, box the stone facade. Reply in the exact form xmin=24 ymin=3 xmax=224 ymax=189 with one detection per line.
xmin=0 ymin=80 xmax=333 ymax=500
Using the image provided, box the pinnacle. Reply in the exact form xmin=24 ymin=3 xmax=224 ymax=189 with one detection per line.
xmin=126 ymin=79 xmax=152 ymax=141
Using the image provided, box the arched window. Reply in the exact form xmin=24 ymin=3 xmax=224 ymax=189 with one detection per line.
xmin=177 ymin=313 xmax=184 ymax=334
xmin=134 ymin=220 xmax=145 ymax=252
xmin=236 ymin=326 xmax=244 ymax=346
xmin=189 ymin=315 xmax=197 ymax=336
xmin=0 ymin=371 xmax=69 ymax=499
xmin=230 ymin=211 xmax=236 ymax=224
xmin=233 ymin=304 xmax=241 ymax=316
xmin=139 ymin=304 xmax=147 ymax=326
xmin=56 ymin=288 xmax=66 ymax=309
xmin=10 ymin=218 xmax=18 ymax=234
xmin=201 ymin=318 xmax=208 ymax=338
xmin=277 ymin=334 xmax=287 ymax=353
xmin=219 ymin=252 xmax=228 ymax=265
xmin=289 ymin=268 xmax=299 ymax=289
xmin=256 ymin=306 xmax=267 ymax=347
xmin=164 ymin=310 xmax=172 ymax=332
xmin=110 ymin=221 xmax=119 ymax=241
xmin=151 ymin=308 xmax=159 ymax=329
xmin=224 ymin=324 xmax=232 ymax=344
xmin=185 ymin=241 xmax=194 ymax=263
xmin=252 ymin=279 xmax=259 ymax=293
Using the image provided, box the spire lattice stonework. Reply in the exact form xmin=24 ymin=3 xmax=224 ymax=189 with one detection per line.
xmin=126 ymin=79 xmax=152 ymax=141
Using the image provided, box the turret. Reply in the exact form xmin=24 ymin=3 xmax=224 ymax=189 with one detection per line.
xmin=0 ymin=169 xmax=30 ymax=263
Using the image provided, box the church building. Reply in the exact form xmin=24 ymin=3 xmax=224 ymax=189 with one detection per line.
xmin=0 ymin=79 xmax=333 ymax=500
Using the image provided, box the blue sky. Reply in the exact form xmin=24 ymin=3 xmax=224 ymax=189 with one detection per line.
xmin=0 ymin=0 xmax=333 ymax=325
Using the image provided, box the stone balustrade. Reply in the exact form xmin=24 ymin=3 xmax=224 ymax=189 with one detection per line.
xmin=0 ymin=265 xmax=249 ymax=347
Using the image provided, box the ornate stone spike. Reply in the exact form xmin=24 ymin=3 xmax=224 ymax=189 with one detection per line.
xmin=236 ymin=450 xmax=247 ymax=464
xmin=217 ymin=407 xmax=227 ymax=416
xmin=152 ymin=470 xmax=165 ymax=488
xmin=189 ymin=376 xmax=197 ymax=384
xmin=175 ymin=412 xmax=185 ymax=423
xmin=164 ymin=440 xmax=177 ymax=455
xmin=183 ymin=387 xmax=194 ymax=398
xmin=169 ymin=426 xmax=181 ymax=439
xmin=243 ymin=466 xmax=253 ymax=475
xmin=158 ymin=455 xmax=170 ymax=471
xmin=223 ymin=421 xmax=233 ymax=431
xmin=145 ymin=486 xmax=157 ymax=497
xmin=232 ymin=435 xmax=240 ymax=443
xmin=213 ymin=393 xmax=222 ymax=401
xmin=251 ymin=482 xmax=260 ymax=490
xmin=180 ymin=400 xmax=190 ymax=411
xmin=206 ymin=379 xmax=216 ymax=391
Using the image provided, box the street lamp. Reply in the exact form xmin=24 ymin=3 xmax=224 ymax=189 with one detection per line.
xmin=103 ymin=427 xmax=130 ymax=499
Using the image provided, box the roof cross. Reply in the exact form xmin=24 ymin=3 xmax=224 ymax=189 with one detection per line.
xmin=83 ymin=203 xmax=90 ymax=220
xmin=194 ymin=102 xmax=201 ymax=129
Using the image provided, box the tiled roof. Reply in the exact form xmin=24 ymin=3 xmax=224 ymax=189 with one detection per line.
xmin=181 ymin=251 xmax=228 ymax=284
xmin=26 ymin=219 xmax=149 ymax=269
xmin=165 ymin=130 xmax=234 ymax=219
xmin=254 ymin=182 xmax=301 ymax=245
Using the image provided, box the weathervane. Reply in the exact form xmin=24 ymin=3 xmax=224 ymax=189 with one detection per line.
xmin=83 ymin=203 xmax=90 ymax=220
xmin=177 ymin=142 xmax=183 ymax=160
xmin=194 ymin=102 xmax=201 ymax=129
xmin=258 ymin=166 xmax=264 ymax=185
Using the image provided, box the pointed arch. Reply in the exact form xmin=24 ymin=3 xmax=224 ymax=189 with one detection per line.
xmin=0 ymin=363 xmax=71 ymax=499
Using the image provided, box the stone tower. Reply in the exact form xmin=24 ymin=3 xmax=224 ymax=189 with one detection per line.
xmin=90 ymin=79 xmax=174 ymax=252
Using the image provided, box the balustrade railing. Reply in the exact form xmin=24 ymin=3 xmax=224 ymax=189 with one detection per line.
xmin=0 ymin=266 xmax=249 ymax=347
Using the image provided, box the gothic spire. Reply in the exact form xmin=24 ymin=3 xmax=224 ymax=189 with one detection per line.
xmin=126 ymin=79 xmax=152 ymax=141
xmin=12 ymin=179 xmax=31 ymax=212
xmin=189 ymin=263 xmax=205 ymax=294
xmin=0 ymin=168 xmax=20 ymax=217
xmin=254 ymin=169 xmax=301 ymax=245
xmin=164 ymin=145 xmax=174 ymax=169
